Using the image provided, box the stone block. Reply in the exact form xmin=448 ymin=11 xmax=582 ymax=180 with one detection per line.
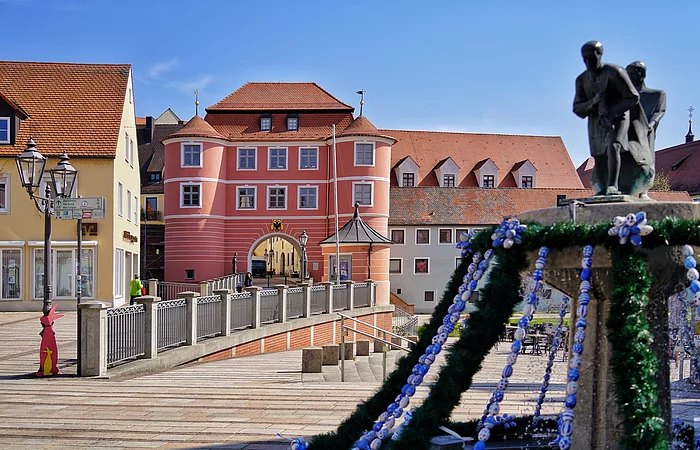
xmin=322 ymin=344 xmax=339 ymax=365
xmin=374 ymin=339 xmax=387 ymax=353
xmin=301 ymin=347 xmax=323 ymax=373
xmin=391 ymin=336 xmax=403 ymax=348
xmin=340 ymin=342 xmax=354 ymax=360
xmin=356 ymin=340 xmax=370 ymax=356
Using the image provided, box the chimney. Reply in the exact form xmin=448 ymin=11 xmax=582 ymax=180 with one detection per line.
xmin=146 ymin=116 xmax=155 ymax=144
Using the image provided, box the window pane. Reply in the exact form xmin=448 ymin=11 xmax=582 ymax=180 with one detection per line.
xmin=355 ymin=143 xmax=373 ymax=165
xmin=416 ymin=229 xmax=430 ymax=244
xmin=402 ymin=173 xmax=414 ymax=187
xmin=0 ymin=119 xmax=8 ymax=142
xmin=2 ymin=249 xmax=20 ymax=299
xmin=0 ymin=182 xmax=5 ymax=209
xmin=389 ymin=259 xmax=402 ymax=274
xmin=415 ymin=259 xmax=429 ymax=274
xmin=300 ymin=188 xmax=316 ymax=208
xmin=260 ymin=117 xmax=271 ymax=131
xmin=456 ymin=228 xmax=470 ymax=242
xmin=115 ymin=249 xmax=124 ymax=297
xmin=391 ymin=230 xmax=404 ymax=244
xmin=56 ymin=250 xmax=72 ymax=297
xmin=355 ymin=184 xmax=372 ymax=205
xmin=424 ymin=291 xmax=435 ymax=302
xmin=81 ymin=248 xmax=94 ymax=298
xmin=444 ymin=174 xmax=455 ymax=187
xmin=34 ymin=249 xmax=44 ymax=299
xmin=300 ymin=148 xmax=317 ymax=169
xmin=439 ymin=229 xmax=452 ymax=243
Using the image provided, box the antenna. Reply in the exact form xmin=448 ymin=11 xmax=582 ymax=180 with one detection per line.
xmin=356 ymin=89 xmax=366 ymax=116
xmin=194 ymin=89 xmax=200 ymax=116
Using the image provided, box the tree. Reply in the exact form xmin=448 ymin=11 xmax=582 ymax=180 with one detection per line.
xmin=651 ymin=171 xmax=671 ymax=192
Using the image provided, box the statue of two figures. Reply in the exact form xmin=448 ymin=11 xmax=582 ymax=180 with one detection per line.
xmin=574 ymin=41 xmax=666 ymax=198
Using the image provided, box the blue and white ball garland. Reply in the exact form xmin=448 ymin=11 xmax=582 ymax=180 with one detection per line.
xmin=277 ymin=434 xmax=307 ymax=450
xmin=492 ymin=218 xmax=527 ymax=249
xmin=533 ymin=295 xmax=570 ymax=425
xmin=474 ymin=247 xmax=550 ymax=450
xmin=350 ymin=248 xmax=495 ymax=450
xmin=682 ymin=245 xmax=700 ymax=318
xmin=552 ymin=245 xmax=594 ymax=449
xmin=457 ymin=229 xmax=478 ymax=256
xmin=607 ymin=212 xmax=653 ymax=246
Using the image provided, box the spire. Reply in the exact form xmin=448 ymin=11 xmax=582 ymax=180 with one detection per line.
xmin=686 ymin=106 xmax=694 ymax=143
xmin=356 ymin=89 xmax=365 ymax=116
xmin=194 ymin=89 xmax=200 ymax=116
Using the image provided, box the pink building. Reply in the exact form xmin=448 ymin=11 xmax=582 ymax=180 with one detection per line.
xmin=162 ymin=83 xmax=395 ymax=303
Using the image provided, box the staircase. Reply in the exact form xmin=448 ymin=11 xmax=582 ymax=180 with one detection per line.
xmin=302 ymin=350 xmax=404 ymax=383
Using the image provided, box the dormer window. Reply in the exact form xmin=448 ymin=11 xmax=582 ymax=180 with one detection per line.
xmin=522 ymin=176 xmax=533 ymax=188
xmin=260 ymin=114 xmax=272 ymax=131
xmin=434 ymin=157 xmax=460 ymax=188
xmin=286 ymin=114 xmax=298 ymax=132
xmin=511 ymin=160 xmax=537 ymax=188
xmin=483 ymin=175 xmax=495 ymax=188
xmin=402 ymin=173 xmax=415 ymax=187
xmin=0 ymin=118 xmax=9 ymax=144
xmin=393 ymin=156 xmax=419 ymax=187
xmin=149 ymin=172 xmax=161 ymax=182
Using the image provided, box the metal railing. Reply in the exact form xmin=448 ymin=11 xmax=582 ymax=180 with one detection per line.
xmin=106 ymin=304 xmax=145 ymax=366
xmin=393 ymin=307 xmax=419 ymax=336
xmin=231 ymin=291 xmax=254 ymax=330
xmin=310 ymin=285 xmax=327 ymax=314
xmin=158 ymin=281 xmax=199 ymax=301
xmin=287 ymin=287 xmax=305 ymax=319
xmin=353 ymin=282 xmax=371 ymax=307
xmin=156 ymin=299 xmax=187 ymax=350
xmin=197 ymin=295 xmax=222 ymax=339
xmin=259 ymin=289 xmax=280 ymax=324
xmin=332 ymin=284 xmax=349 ymax=311
xmin=338 ymin=312 xmax=411 ymax=382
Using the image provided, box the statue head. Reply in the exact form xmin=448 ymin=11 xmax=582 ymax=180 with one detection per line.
xmin=581 ymin=41 xmax=604 ymax=72
xmin=626 ymin=61 xmax=646 ymax=88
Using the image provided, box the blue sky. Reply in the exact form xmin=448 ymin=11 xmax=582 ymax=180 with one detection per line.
xmin=2 ymin=0 xmax=699 ymax=167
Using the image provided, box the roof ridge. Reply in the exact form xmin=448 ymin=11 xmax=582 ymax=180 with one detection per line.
xmin=0 ymin=60 xmax=130 ymax=68
xmin=379 ymin=128 xmax=561 ymax=139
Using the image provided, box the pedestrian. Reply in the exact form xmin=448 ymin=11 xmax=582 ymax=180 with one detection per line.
xmin=244 ymin=272 xmax=253 ymax=287
xmin=129 ymin=274 xmax=143 ymax=305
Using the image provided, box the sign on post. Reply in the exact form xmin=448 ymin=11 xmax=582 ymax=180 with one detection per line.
xmin=54 ymin=197 xmax=106 ymax=220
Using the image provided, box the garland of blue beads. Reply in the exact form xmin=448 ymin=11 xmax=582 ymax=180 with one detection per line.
xmin=473 ymin=247 xmax=549 ymax=450
xmin=350 ymin=249 xmax=495 ymax=450
xmin=681 ymin=244 xmax=700 ymax=383
xmin=552 ymin=245 xmax=593 ymax=450
xmin=532 ymin=295 xmax=570 ymax=425
xmin=491 ymin=218 xmax=526 ymax=249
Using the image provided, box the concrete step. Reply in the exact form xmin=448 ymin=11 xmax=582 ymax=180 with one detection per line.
xmin=354 ymin=356 xmax=376 ymax=383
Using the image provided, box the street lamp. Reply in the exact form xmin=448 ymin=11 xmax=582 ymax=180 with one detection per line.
xmin=299 ymin=230 xmax=308 ymax=281
xmin=16 ymin=138 xmax=78 ymax=316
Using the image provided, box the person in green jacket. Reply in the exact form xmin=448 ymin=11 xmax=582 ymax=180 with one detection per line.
xmin=129 ymin=274 xmax=143 ymax=305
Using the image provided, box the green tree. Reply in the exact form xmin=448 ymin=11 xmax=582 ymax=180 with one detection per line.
xmin=651 ymin=171 xmax=671 ymax=191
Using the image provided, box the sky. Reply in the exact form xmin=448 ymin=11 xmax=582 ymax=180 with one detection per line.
xmin=2 ymin=0 xmax=699 ymax=167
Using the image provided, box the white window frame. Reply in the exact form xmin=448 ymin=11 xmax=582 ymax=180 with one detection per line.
xmin=236 ymin=185 xmax=257 ymax=210
xmin=443 ymin=174 xmax=456 ymax=187
xmin=297 ymin=185 xmax=318 ymax=210
xmin=0 ymin=117 xmax=10 ymax=144
xmin=267 ymin=185 xmax=288 ymax=210
xmin=268 ymin=147 xmax=288 ymax=170
xmin=134 ymin=196 xmax=138 ymax=224
xmin=402 ymin=172 xmax=415 ymax=187
xmin=438 ymin=228 xmax=453 ymax=245
xmin=354 ymin=142 xmax=375 ymax=166
xmin=456 ymin=256 xmax=463 ymax=268
xmin=390 ymin=228 xmax=406 ymax=245
xmin=287 ymin=115 xmax=299 ymax=131
xmin=415 ymin=228 xmax=431 ymax=245
xmin=124 ymin=132 xmax=129 ymax=163
xmin=522 ymin=175 xmax=534 ymax=189
xmin=32 ymin=247 xmax=97 ymax=300
xmin=455 ymin=228 xmax=470 ymax=242
xmin=237 ymin=147 xmax=257 ymax=170
xmin=130 ymin=138 xmax=134 ymax=168
xmin=389 ymin=258 xmax=403 ymax=275
xmin=483 ymin=174 xmax=495 ymax=188
xmin=0 ymin=248 xmax=22 ymax=300
xmin=414 ymin=257 xmax=430 ymax=275
xmin=117 ymin=182 xmax=123 ymax=216
xmin=0 ymin=174 xmax=9 ymax=213
xmin=352 ymin=181 xmax=374 ymax=207
xmin=424 ymin=290 xmax=436 ymax=302
xmin=260 ymin=115 xmax=272 ymax=132
xmin=181 ymin=142 xmax=203 ymax=168
xmin=299 ymin=147 xmax=319 ymax=170
xmin=126 ymin=189 xmax=132 ymax=222
xmin=115 ymin=248 xmax=124 ymax=298
xmin=180 ymin=182 xmax=202 ymax=208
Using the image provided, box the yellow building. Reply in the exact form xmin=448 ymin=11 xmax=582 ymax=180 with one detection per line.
xmin=0 ymin=61 xmax=140 ymax=310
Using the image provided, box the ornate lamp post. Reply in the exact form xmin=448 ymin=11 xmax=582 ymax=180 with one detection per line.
xmin=16 ymin=138 xmax=77 ymax=316
xmin=299 ymin=230 xmax=308 ymax=281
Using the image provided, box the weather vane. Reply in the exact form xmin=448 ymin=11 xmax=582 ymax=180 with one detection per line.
xmin=194 ymin=89 xmax=200 ymax=116
xmin=356 ymin=89 xmax=366 ymax=116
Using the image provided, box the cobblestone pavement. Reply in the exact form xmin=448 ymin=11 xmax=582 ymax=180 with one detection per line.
xmin=0 ymin=312 xmax=698 ymax=449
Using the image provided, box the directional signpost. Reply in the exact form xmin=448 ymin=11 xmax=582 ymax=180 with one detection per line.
xmin=54 ymin=197 xmax=106 ymax=220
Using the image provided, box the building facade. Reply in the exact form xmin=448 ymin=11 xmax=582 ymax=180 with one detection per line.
xmin=162 ymin=83 xmax=394 ymax=304
xmin=0 ymin=61 xmax=140 ymax=311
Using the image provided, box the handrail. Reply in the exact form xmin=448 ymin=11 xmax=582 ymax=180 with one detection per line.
xmin=343 ymin=325 xmax=411 ymax=352
xmin=337 ymin=312 xmax=412 ymax=343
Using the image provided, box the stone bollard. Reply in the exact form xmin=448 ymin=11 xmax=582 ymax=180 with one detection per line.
xmin=134 ymin=296 xmax=160 ymax=359
xmin=374 ymin=339 xmax=387 ymax=353
xmin=300 ymin=283 xmax=312 ymax=318
xmin=340 ymin=342 xmax=354 ymax=361
xmin=245 ymin=286 xmax=262 ymax=329
xmin=177 ymin=291 xmax=198 ymax=346
xmin=342 ymin=280 xmax=355 ymax=310
xmin=148 ymin=278 xmax=158 ymax=296
xmin=214 ymin=289 xmax=231 ymax=336
xmin=320 ymin=281 xmax=334 ymax=313
xmin=78 ymin=301 xmax=108 ymax=377
xmin=391 ymin=336 xmax=403 ymax=349
xmin=275 ymin=284 xmax=288 ymax=323
xmin=301 ymin=347 xmax=323 ymax=373
xmin=356 ymin=340 xmax=370 ymax=356
xmin=322 ymin=344 xmax=339 ymax=365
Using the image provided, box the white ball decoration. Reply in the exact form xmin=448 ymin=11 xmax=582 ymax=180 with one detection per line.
xmin=683 ymin=245 xmax=695 ymax=256
xmin=569 ymin=355 xmax=581 ymax=369
xmin=625 ymin=213 xmax=636 ymax=225
xmin=370 ymin=438 xmax=382 ymax=450
xmin=506 ymin=352 xmax=518 ymax=365
xmin=514 ymin=328 xmax=526 ymax=340
xmin=688 ymin=268 xmax=699 ymax=281
xmin=385 ymin=416 xmax=395 ymax=429
xmin=613 ymin=216 xmax=626 ymax=227
xmin=399 ymin=396 xmax=410 ymax=408
xmin=566 ymin=381 xmax=578 ymax=395
xmin=488 ymin=402 xmax=500 ymax=415
xmin=522 ymin=304 xmax=534 ymax=316
xmin=478 ymin=427 xmax=491 ymax=441
xmin=503 ymin=238 xmax=514 ymax=249
xmin=498 ymin=378 xmax=509 ymax=390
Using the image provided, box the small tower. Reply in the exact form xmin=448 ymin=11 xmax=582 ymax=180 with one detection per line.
xmin=686 ymin=106 xmax=694 ymax=143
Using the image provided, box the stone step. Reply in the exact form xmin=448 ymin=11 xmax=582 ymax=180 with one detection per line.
xmin=354 ymin=356 xmax=376 ymax=383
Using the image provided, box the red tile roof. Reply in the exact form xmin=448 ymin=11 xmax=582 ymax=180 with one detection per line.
xmin=135 ymin=117 xmax=147 ymax=126
xmin=205 ymin=112 xmax=353 ymax=142
xmin=383 ymin=130 xmax=584 ymax=189
xmin=207 ymin=82 xmax=354 ymax=112
xmin=0 ymin=61 xmax=130 ymax=157
xmin=166 ymin=115 xmax=226 ymax=140
xmin=336 ymin=115 xmax=396 ymax=142
xmin=389 ymin=187 xmax=691 ymax=225
xmin=655 ymin=140 xmax=700 ymax=195
xmin=576 ymin=157 xmax=595 ymax=188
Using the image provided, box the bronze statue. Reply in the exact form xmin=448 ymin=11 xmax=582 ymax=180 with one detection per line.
xmin=573 ymin=41 xmax=654 ymax=196
xmin=626 ymin=61 xmax=666 ymax=199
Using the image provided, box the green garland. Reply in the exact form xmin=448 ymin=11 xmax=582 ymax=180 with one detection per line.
xmin=309 ymin=218 xmax=700 ymax=450
xmin=609 ymin=247 xmax=667 ymax=449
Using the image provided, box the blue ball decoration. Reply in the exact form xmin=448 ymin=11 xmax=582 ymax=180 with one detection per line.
xmin=568 ymin=368 xmax=580 ymax=381
xmin=576 ymin=318 xmax=587 ymax=329
xmin=357 ymin=438 xmax=370 ymax=449
xmin=539 ymin=247 xmax=549 ymax=257
xmin=469 ymin=280 xmax=478 ymax=291
xmin=518 ymin=317 xmax=530 ymax=328
xmin=387 ymin=403 xmax=397 ymax=414
xmin=583 ymin=245 xmax=593 ymax=257
xmin=565 ymin=394 xmax=577 ymax=408
xmin=581 ymin=268 xmax=591 ymax=281
xmin=686 ymin=256 xmax=697 ymax=269
xmin=511 ymin=341 xmax=522 ymax=353
xmin=492 ymin=390 xmax=504 ymax=402
xmin=572 ymin=343 xmax=583 ymax=355
xmin=502 ymin=364 xmax=513 ymax=378
xmin=690 ymin=280 xmax=700 ymax=294
xmin=630 ymin=234 xmax=642 ymax=246
xmin=373 ymin=422 xmax=383 ymax=432
xmin=578 ymin=292 xmax=589 ymax=305
xmin=474 ymin=441 xmax=486 ymax=450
